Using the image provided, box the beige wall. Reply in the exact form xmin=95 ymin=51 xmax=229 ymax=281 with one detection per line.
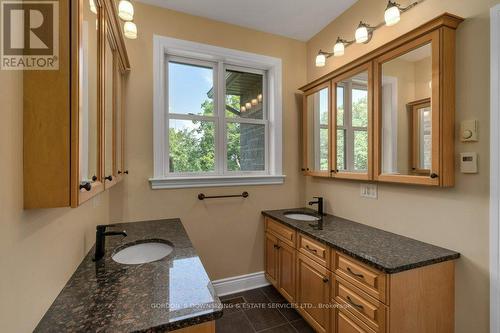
xmin=306 ymin=0 xmax=495 ymax=332
xmin=109 ymin=1 xmax=306 ymax=280
xmin=0 ymin=70 xmax=111 ymax=332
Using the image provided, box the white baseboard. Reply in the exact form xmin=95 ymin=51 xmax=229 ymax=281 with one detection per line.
xmin=212 ymin=271 xmax=270 ymax=297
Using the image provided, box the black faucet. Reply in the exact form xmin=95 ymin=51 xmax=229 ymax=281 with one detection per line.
xmin=308 ymin=196 xmax=324 ymax=216
xmin=93 ymin=224 xmax=127 ymax=261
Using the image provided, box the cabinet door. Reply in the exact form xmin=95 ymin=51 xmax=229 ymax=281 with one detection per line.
xmin=296 ymin=253 xmax=330 ymax=333
xmin=303 ymin=82 xmax=331 ymax=177
xmin=265 ymin=233 xmax=279 ymax=287
xmin=278 ymin=241 xmax=295 ymax=303
xmin=77 ymin=0 xmax=104 ymax=205
xmin=103 ymin=21 xmax=116 ymax=188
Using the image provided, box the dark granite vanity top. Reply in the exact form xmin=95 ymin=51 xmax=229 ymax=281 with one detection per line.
xmin=35 ymin=219 xmax=222 ymax=332
xmin=262 ymin=209 xmax=460 ymax=274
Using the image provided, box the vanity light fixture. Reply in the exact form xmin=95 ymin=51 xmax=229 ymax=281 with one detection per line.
xmin=333 ymin=37 xmax=354 ymax=56
xmin=251 ymin=98 xmax=258 ymax=106
xmin=355 ymin=22 xmax=374 ymax=44
xmin=245 ymin=102 xmax=252 ymax=110
xmin=384 ymin=0 xmax=421 ymax=27
xmin=89 ymin=0 xmax=97 ymax=14
xmin=257 ymin=94 xmax=263 ymax=102
xmin=124 ymin=21 xmax=137 ymax=39
xmin=314 ymin=0 xmax=425 ymax=66
xmin=240 ymin=106 xmax=246 ymax=112
xmin=118 ymin=0 xmax=134 ymax=21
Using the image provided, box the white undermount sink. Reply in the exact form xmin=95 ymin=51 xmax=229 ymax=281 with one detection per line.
xmin=112 ymin=240 xmax=173 ymax=265
xmin=284 ymin=212 xmax=321 ymax=221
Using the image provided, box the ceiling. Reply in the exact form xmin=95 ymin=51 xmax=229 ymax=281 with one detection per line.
xmin=136 ymin=0 xmax=358 ymax=41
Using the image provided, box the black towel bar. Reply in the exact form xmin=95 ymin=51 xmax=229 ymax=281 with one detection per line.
xmin=198 ymin=191 xmax=249 ymax=200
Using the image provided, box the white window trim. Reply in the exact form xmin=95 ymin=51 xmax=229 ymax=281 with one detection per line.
xmin=150 ymin=35 xmax=284 ymax=189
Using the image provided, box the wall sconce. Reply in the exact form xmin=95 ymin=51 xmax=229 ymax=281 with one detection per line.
xmin=314 ymin=0 xmax=424 ymax=67
xmin=124 ymin=21 xmax=137 ymax=39
xmin=385 ymin=1 xmax=420 ymax=26
xmin=355 ymin=22 xmax=375 ymax=44
xmin=333 ymin=37 xmax=354 ymax=56
xmin=119 ymin=0 xmax=134 ymax=21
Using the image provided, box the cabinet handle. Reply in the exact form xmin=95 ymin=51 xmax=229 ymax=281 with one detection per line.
xmin=79 ymin=182 xmax=92 ymax=191
xmin=92 ymin=175 xmax=97 ymax=182
xmin=305 ymin=245 xmax=317 ymax=253
xmin=124 ymin=170 xmax=129 ymax=174
xmin=347 ymin=267 xmax=364 ymax=279
xmin=118 ymin=171 xmax=122 ymax=174
xmin=301 ymin=168 xmax=306 ymax=171
xmin=273 ymin=244 xmax=281 ymax=250
xmin=430 ymin=173 xmax=439 ymax=179
xmin=346 ymin=296 xmax=364 ymax=310
xmin=104 ymin=175 xmax=113 ymax=181
xmin=322 ymin=277 xmax=329 ymax=283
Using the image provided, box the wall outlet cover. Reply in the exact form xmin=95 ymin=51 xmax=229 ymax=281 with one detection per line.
xmin=360 ymin=183 xmax=378 ymax=199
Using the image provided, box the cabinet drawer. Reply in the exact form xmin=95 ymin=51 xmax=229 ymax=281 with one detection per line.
xmin=265 ymin=218 xmax=296 ymax=247
xmin=334 ymin=252 xmax=387 ymax=303
xmin=333 ymin=306 xmax=377 ymax=333
xmin=298 ymin=233 xmax=329 ymax=267
xmin=334 ymin=277 xmax=387 ymax=332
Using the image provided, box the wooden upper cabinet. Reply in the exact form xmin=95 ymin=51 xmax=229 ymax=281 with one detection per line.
xmin=331 ymin=62 xmax=373 ymax=181
xmin=299 ymin=13 xmax=463 ymax=187
xmin=302 ymin=82 xmax=331 ymax=177
xmin=23 ymin=0 xmax=130 ymax=209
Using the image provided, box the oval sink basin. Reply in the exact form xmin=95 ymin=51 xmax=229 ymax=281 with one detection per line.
xmin=284 ymin=212 xmax=320 ymax=221
xmin=112 ymin=240 xmax=173 ymax=265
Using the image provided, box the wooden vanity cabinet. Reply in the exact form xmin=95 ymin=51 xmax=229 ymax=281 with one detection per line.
xmin=264 ymin=217 xmax=456 ymax=333
xmin=23 ymin=0 xmax=130 ymax=208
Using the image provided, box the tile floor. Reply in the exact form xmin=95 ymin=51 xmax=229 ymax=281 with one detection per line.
xmin=216 ymin=286 xmax=315 ymax=333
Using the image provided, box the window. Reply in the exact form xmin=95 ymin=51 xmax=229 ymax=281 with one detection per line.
xmin=336 ymin=72 xmax=369 ymax=172
xmin=151 ymin=36 xmax=284 ymax=189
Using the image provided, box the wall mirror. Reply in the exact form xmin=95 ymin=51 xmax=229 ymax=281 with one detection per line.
xmin=78 ymin=0 xmax=101 ymax=195
xmin=332 ymin=63 xmax=371 ymax=180
xmin=303 ymin=83 xmax=330 ymax=176
xmin=379 ymin=42 xmax=433 ymax=178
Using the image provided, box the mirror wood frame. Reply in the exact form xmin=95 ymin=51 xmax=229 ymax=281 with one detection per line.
xmin=299 ymin=13 xmax=463 ymax=187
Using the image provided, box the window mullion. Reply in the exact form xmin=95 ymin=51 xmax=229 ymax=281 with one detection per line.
xmin=217 ymin=61 xmax=226 ymax=176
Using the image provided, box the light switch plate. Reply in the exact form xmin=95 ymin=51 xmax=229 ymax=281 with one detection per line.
xmin=360 ymin=183 xmax=378 ymax=199
xmin=460 ymin=120 xmax=478 ymax=142
xmin=460 ymin=152 xmax=478 ymax=173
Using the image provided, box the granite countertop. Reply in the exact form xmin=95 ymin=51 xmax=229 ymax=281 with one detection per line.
xmin=35 ymin=219 xmax=223 ymax=332
xmin=262 ymin=208 xmax=460 ymax=274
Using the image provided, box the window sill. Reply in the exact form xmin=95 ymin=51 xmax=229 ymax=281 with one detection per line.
xmin=149 ymin=175 xmax=286 ymax=189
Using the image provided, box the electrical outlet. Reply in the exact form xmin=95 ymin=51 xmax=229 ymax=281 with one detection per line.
xmin=360 ymin=183 xmax=378 ymax=199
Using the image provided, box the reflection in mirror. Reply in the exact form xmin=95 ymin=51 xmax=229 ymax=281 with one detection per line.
xmin=79 ymin=0 xmax=99 ymax=185
xmin=306 ymin=88 xmax=329 ymax=172
xmin=381 ymin=43 xmax=432 ymax=176
xmin=336 ymin=71 xmax=368 ymax=173
xmin=104 ymin=32 xmax=114 ymax=179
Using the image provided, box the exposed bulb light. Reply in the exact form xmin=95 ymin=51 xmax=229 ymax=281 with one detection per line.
xmin=315 ymin=53 xmax=326 ymax=67
xmin=257 ymin=94 xmax=263 ymax=102
xmin=124 ymin=21 xmax=137 ymax=39
xmin=355 ymin=22 xmax=370 ymax=44
xmin=251 ymin=98 xmax=258 ymax=106
xmin=384 ymin=1 xmax=401 ymax=26
xmin=245 ymin=102 xmax=252 ymax=109
xmin=240 ymin=106 xmax=246 ymax=112
xmin=118 ymin=0 xmax=134 ymax=21
xmin=333 ymin=38 xmax=345 ymax=57
xmin=89 ymin=0 xmax=97 ymax=14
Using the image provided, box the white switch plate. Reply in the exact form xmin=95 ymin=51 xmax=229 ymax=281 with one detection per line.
xmin=460 ymin=152 xmax=478 ymax=173
xmin=460 ymin=120 xmax=478 ymax=142
xmin=360 ymin=183 xmax=378 ymax=199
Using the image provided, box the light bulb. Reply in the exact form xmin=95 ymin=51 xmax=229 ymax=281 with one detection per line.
xmin=118 ymin=0 xmax=134 ymax=21
xmin=240 ymin=106 xmax=246 ymax=112
xmin=124 ymin=21 xmax=137 ymax=39
xmin=355 ymin=23 xmax=369 ymax=44
xmin=89 ymin=0 xmax=97 ymax=14
xmin=251 ymin=98 xmax=258 ymax=106
xmin=315 ymin=53 xmax=326 ymax=67
xmin=257 ymin=94 xmax=263 ymax=102
xmin=333 ymin=40 xmax=345 ymax=57
xmin=384 ymin=2 xmax=401 ymax=26
xmin=245 ymin=102 xmax=252 ymax=109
